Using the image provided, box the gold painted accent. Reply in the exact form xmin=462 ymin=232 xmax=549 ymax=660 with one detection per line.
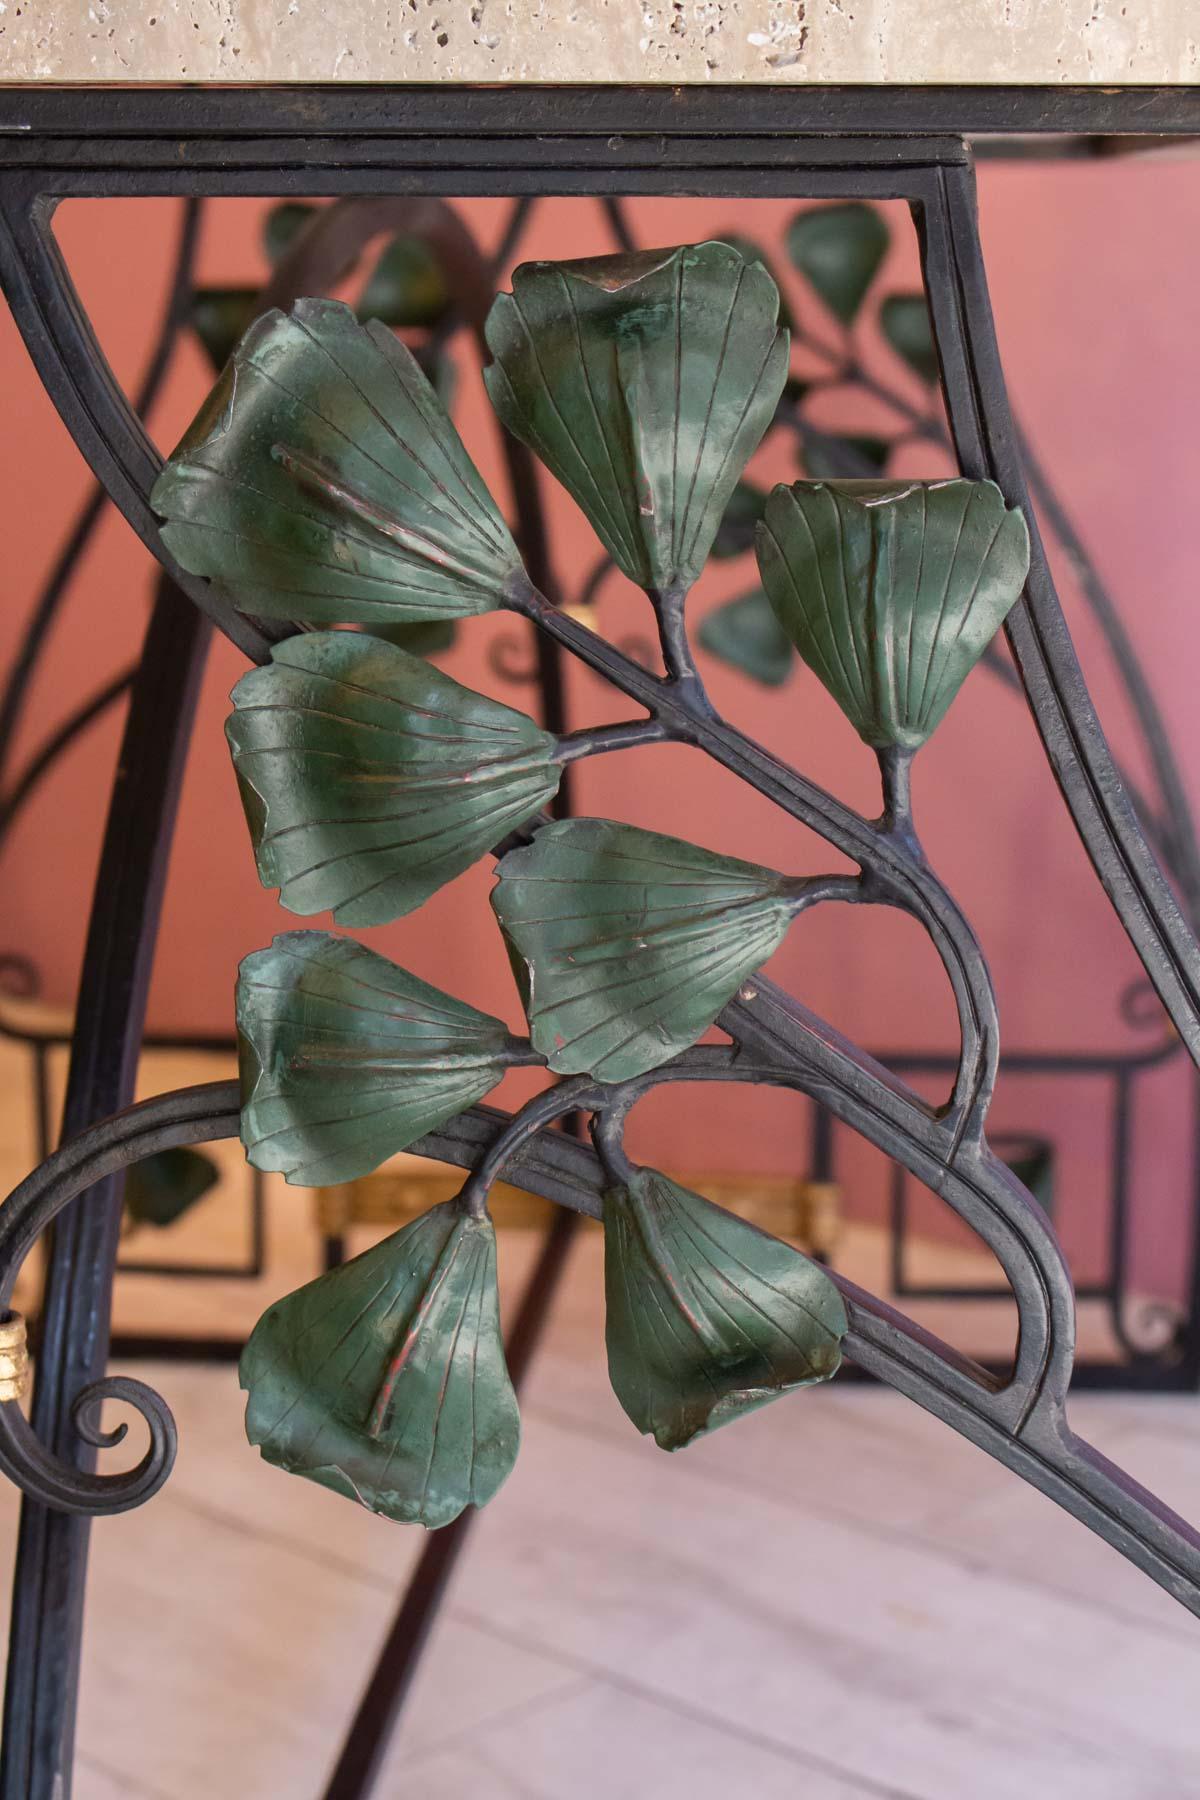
xmin=315 ymin=1166 xmax=555 ymax=1234
xmin=560 ymin=601 xmax=598 ymax=629
xmin=314 ymin=1164 xmax=841 ymax=1255
xmin=0 ymin=1311 xmax=30 ymax=1404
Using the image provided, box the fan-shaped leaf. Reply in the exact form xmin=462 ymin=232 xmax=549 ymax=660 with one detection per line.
xmin=492 ymin=820 xmax=801 ymax=1081
xmin=881 ymin=293 xmax=938 ymax=385
xmin=152 ymin=298 xmax=524 ymax=626
xmin=238 ymin=931 xmax=520 ymax=1185
xmin=786 ymin=203 xmax=888 ymax=324
xmin=711 ymin=480 xmax=768 ymax=560
xmin=605 ymin=1167 xmax=846 ymax=1449
xmin=697 ymin=588 xmax=793 ymax=687
xmin=188 ymin=287 xmax=259 ymax=374
xmin=711 ymin=233 xmax=796 ymax=329
xmin=756 ymin=479 xmax=1030 ymax=750
xmin=124 ymin=1148 xmax=220 ymax=1229
xmin=262 ymin=200 xmax=317 ymax=265
xmin=484 ymin=241 xmax=788 ymax=595
xmin=359 ymin=234 xmax=451 ymax=328
xmin=227 ymin=631 xmax=561 ymax=924
xmin=241 ymin=1201 xmax=520 ymax=1527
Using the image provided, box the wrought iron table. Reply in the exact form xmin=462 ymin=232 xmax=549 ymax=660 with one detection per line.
xmin=0 ymin=80 xmax=1198 ymax=1800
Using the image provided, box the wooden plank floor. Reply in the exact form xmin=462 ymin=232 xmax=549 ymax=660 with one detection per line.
xmin=0 ymin=1042 xmax=1197 ymax=1795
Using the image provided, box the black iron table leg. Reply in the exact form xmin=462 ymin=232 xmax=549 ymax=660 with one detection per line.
xmin=323 ymin=1206 xmax=579 ymax=1799
xmin=0 ymin=578 xmax=209 ymax=1800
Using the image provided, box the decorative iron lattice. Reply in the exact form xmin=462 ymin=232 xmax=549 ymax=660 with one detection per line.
xmin=0 ymin=85 xmax=1199 ymax=1800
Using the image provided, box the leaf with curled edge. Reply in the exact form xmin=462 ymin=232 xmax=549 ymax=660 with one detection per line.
xmin=756 ymin=478 xmax=1030 ymax=751
xmin=241 ymin=1200 xmax=520 ymax=1527
xmin=604 ymin=1167 xmax=846 ymax=1450
xmin=237 ymin=932 xmax=521 ymax=1186
xmin=226 ymin=631 xmax=561 ymax=924
xmin=786 ymin=202 xmax=888 ymax=325
xmin=152 ymin=297 xmax=524 ymax=626
xmin=491 ymin=819 xmax=802 ymax=1082
xmin=484 ymin=241 xmax=788 ymax=595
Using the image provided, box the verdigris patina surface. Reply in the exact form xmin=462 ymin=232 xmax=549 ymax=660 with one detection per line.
xmin=149 ymin=240 xmax=1030 ymax=1527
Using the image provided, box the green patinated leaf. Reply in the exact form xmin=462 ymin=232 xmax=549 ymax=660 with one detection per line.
xmin=227 ymin=631 xmax=560 ymax=923
xmin=152 ymin=297 xmax=524 ymax=625
xmin=241 ymin=1200 xmax=520 ymax=1527
xmin=711 ymin=480 xmax=768 ymax=560
xmin=359 ymin=234 xmax=451 ymax=328
xmin=262 ymin=200 xmax=317 ymax=265
xmin=756 ymin=479 xmax=1031 ymax=750
xmin=124 ymin=1148 xmax=220 ymax=1229
xmin=188 ymin=287 xmax=259 ymax=374
xmin=801 ymin=433 xmax=891 ymax=480
xmin=492 ymin=819 xmax=801 ymax=1081
xmin=697 ymin=588 xmax=793 ymax=687
xmin=711 ymin=233 xmax=795 ymax=330
xmin=881 ymin=293 xmax=939 ymax=385
xmin=484 ymin=241 xmax=788 ymax=595
xmin=238 ymin=931 xmax=520 ymax=1185
xmin=786 ymin=203 xmax=889 ymax=324
xmin=604 ymin=1167 xmax=846 ymax=1450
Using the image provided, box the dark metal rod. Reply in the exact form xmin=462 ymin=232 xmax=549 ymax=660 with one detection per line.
xmin=0 ymin=85 xmax=1197 ymax=139
xmin=0 ymin=199 xmax=201 ymax=785
xmin=321 ymin=1208 xmax=579 ymax=1800
xmin=0 ymin=580 xmax=209 ymax=1800
xmin=922 ymin=160 xmax=1200 ymax=1072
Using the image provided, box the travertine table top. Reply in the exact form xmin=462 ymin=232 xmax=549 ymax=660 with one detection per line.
xmin=0 ymin=0 xmax=1196 ymax=87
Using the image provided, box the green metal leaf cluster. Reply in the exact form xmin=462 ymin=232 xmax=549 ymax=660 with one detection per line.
xmin=604 ymin=1167 xmax=846 ymax=1449
xmin=152 ymin=298 xmax=523 ymax=625
xmin=786 ymin=203 xmax=889 ymax=324
xmin=492 ymin=819 xmax=802 ymax=1081
xmin=484 ymin=241 xmax=788 ymax=595
xmin=237 ymin=932 xmax=519 ymax=1185
xmin=756 ymin=478 xmax=1031 ymax=750
xmin=227 ymin=631 xmax=561 ymax=923
xmin=241 ymin=1200 xmax=520 ymax=1527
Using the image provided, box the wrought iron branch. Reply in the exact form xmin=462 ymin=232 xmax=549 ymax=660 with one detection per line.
xmin=507 ymin=575 xmax=1000 ymax=1138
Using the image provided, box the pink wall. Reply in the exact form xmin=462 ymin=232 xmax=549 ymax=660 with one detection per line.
xmin=2 ymin=164 xmax=1198 ymax=1303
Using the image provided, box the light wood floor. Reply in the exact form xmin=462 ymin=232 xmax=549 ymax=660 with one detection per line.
xmin=0 ymin=1041 xmax=1197 ymax=1797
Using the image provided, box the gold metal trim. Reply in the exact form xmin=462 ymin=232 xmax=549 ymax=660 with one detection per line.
xmin=0 ymin=1311 xmax=30 ymax=1404
xmin=313 ymin=1165 xmax=841 ymax=1255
